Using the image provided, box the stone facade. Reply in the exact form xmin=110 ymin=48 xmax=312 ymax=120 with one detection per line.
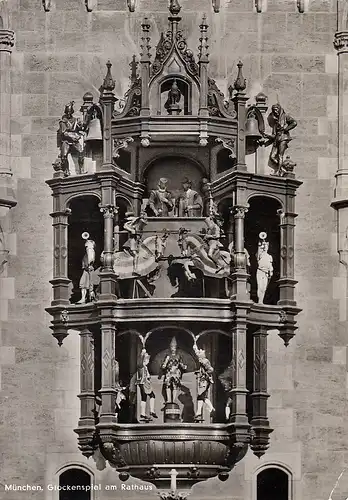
xmin=0 ymin=0 xmax=347 ymax=499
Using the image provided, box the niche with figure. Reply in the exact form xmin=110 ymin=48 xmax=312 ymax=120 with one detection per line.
xmin=143 ymin=156 xmax=205 ymax=217
xmin=160 ymin=77 xmax=191 ymax=115
xmin=245 ymin=196 xmax=281 ymax=305
xmin=113 ymin=327 xmax=228 ymax=424
xmin=67 ymin=196 xmax=104 ymax=304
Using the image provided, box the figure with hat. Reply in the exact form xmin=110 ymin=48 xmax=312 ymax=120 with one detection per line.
xmin=77 ymin=232 xmax=97 ymax=304
xmin=176 ymin=178 xmax=203 ymax=218
xmin=158 ymin=337 xmax=187 ymax=405
xmin=123 ymin=211 xmax=148 ymax=275
xmin=261 ymin=102 xmax=297 ymax=176
xmin=147 ymin=177 xmax=173 ymax=217
xmin=256 ymin=232 xmax=273 ymax=304
xmin=57 ymin=101 xmax=85 ymax=176
xmin=193 ymin=343 xmax=215 ymax=423
xmin=133 ymin=348 xmax=158 ymax=423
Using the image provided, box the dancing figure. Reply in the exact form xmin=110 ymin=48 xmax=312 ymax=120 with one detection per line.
xmin=193 ymin=344 xmax=215 ymax=422
xmin=256 ymin=232 xmax=273 ymax=304
xmin=77 ymin=232 xmax=96 ymax=304
xmin=135 ymin=349 xmax=158 ymax=422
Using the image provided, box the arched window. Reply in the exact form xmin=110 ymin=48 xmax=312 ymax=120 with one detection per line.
xmin=257 ymin=467 xmax=289 ymax=500
xmin=59 ymin=468 xmax=92 ymax=500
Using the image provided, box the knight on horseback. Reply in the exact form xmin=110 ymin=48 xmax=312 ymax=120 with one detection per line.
xmin=202 ymin=214 xmax=224 ymax=267
xmin=123 ymin=211 xmax=148 ymax=276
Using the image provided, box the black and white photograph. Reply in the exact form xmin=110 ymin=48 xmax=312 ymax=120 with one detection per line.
xmin=0 ymin=1 xmax=345 ymax=499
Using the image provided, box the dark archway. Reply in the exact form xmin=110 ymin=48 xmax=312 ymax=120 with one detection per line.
xmin=257 ymin=467 xmax=289 ymax=500
xmin=59 ymin=468 xmax=92 ymax=500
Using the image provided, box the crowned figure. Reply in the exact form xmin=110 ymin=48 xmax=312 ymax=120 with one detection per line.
xmin=158 ymin=337 xmax=187 ymax=404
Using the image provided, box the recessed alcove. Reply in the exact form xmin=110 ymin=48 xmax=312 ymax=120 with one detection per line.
xmin=160 ymin=77 xmax=191 ymax=115
xmin=245 ymin=196 xmax=281 ymax=305
xmin=67 ymin=196 xmax=103 ymax=304
xmin=144 ymin=155 xmax=205 ymax=204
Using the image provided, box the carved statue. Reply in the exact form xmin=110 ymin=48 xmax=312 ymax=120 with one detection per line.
xmin=57 ymin=101 xmax=85 ymax=175
xmin=201 ymin=214 xmax=224 ymax=267
xmin=262 ymin=103 xmax=297 ymax=176
xmin=123 ymin=211 xmax=148 ymax=275
xmin=134 ymin=349 xmax=158 ymax=422
xmin=164 ymin=79 xmax=182 ymax=114
xmin=158 ymin=337 xmax=187 ymax=404
xmin=193 ymin=344 xmax=215 ymax=422
xmin=178 ymin=227 xmax=231 ymax=278
xmin=167 ymin=254 xmax=203 ymax=298
xmin=115 ymin=359 xmax=127 ymax=414
xmin=176 ymin=178 xmax=203 ymax=217
xmin=77 ymin=232 xmax=97 ymax=304
xmin=256 ymin=232 xmax=273 ymax=304
xmin=147 ymin=178 xmax=173 ymax=217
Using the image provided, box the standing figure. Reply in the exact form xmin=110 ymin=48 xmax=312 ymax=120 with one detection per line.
xmin=193 ymin=344 xmax=215 ymax=422
xmin=164 ymin=79 xmax=182 ymax=114
xmin=123 ymin=211 xmax=148 ymax=275
xmin=262 ymin=103 xmax=297 ymax=175
xmin=256 ymin=233 xmax=273 ymax=304
xmin=176 ymin=178 xmax=203 ymax=217
xmin=147 ymin=178 xmax=173 ymax=217
xmin=77 ymin=232 xmax=96 ymax=304
xmin=115 ymin=359 xmax=127 ymax=415
xmin=158 ymin=337 xmax=187 ymax=404
xmin=57 ymin=101 xmax=85 ymax=175
xmin=135 ymin=349 xmax=158 ymax=422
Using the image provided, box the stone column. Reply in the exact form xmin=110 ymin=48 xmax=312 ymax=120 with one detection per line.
xmin=229 ymin=318 xmax=249 ymax=445
xmin=250 ymin=326 xmax=271 ymax=458
xmin=77 ymin=329 xmax=96 ymax=457
xmin=0 ymin=25 xmax=16 ymax=211
xmin=277 ymin=206 xmax=297 ymax=307
xmin=230 ymin=205 xmax=249 ymax=300
xmin=99 ymin=203 xmax=118 ymax=299
xmin=99 ymin=322 xmax=117 ymax=426
xmin=50 ymin=208 xmax=71 ymax=306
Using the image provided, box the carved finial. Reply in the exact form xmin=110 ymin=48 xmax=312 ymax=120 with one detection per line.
xmin=234 ymin=60 xmax=246 ymax=92
xmin=130 ymin=55 xmax=139 ymax=84
xmin=169 ymin=0 xmax=181 ymax=16
xmin=199 ymin=14 xmax=209 ymax=62
xmin=102 ymin=60 xmax=115 ymax=91
xmin=141 ymin=17 xmax=151 ymax=61
xmin=212 ymin=0 xmax=220 ymax=12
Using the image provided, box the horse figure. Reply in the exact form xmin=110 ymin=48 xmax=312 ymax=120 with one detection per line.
xmin=113 ymin=232 xmax=168 ymax=279
xmin=178 ymin=229 xmax=231 ymax=278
